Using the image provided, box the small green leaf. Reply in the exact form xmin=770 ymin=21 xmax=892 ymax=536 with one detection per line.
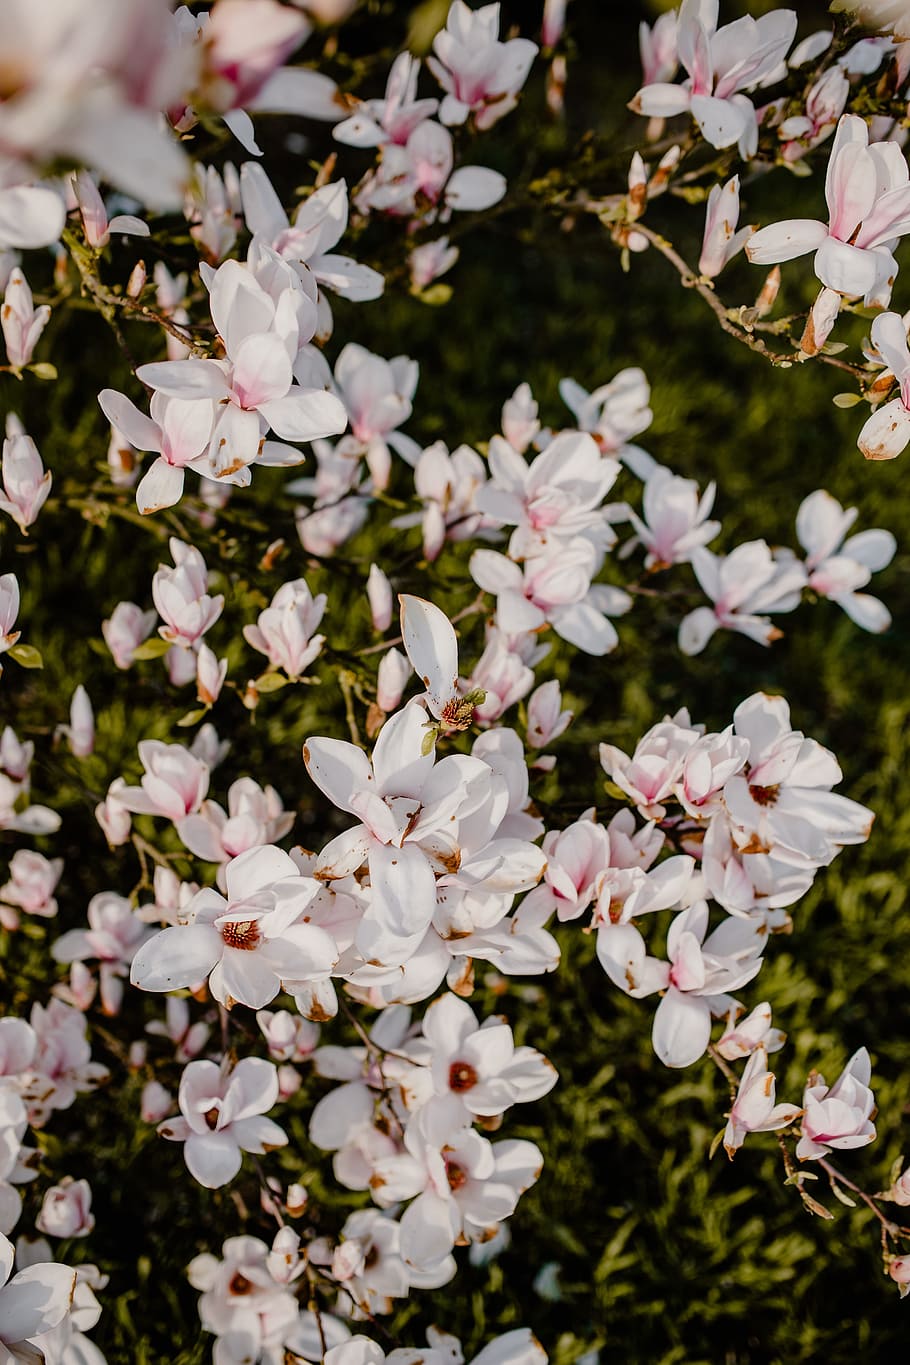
xmin=7 ymin=643 xmax=43 ymax=669
xmin=254 ymin=672 xmax=288 ymax=693
xmin=833 ymin=392 xmax=862 ymax=409
xmin=28 ymin=362 xmax=58 ymax=381
xmin=708 ymin=1127 xmax=727 ymax=1161
xmin=176 ymin=708 xmax=207 ymax=728
xmin=418 ymin=283 xmax=453 ymax=307
xmin=830 ymin=1182 xmax=857 ymax=1209
xmin=131 ymin=637 xmax=172 ymax=660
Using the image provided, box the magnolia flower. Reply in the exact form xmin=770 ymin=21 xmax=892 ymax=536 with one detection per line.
xmin=132 ymin=845 xmax=336 ymax=1009
xmin=726 ymin=692 xmax=874 ymax=866
xmin=334 ymin=51 xmax=438 ymax=148
xmin=376 ymin=647 xmax=411 ymax=713
xmin=97 ymin=389 xmax=216 ymax=516
xmin=747 ymin=115 xmax=910 ymax=310
xmin=239 ymin=165 xmax=384 ymax=310
xmin=723 ymin=1046 xmax=802 ymax=1157
xmin=526 ymin=680 xmax=573 ymax=748
xmin=639 ymin=11 xmax=679 ymax=86
xmin=61 ymin=685 xmax=94 ymax=758
xmin=72 ymin=170 xmax=149 ymax=248
xmin=1 ymin=268 xmax=50 ymax=370
xmin=858 ymin=311 xmax=910 ymax=460
xmin=796 ymin=487 xmax=895 ymax=629
xmin=600 ymin=709 xmax=702 ymax=820
xmin=152 ymin=539 xmax=223 ymax=648
xmin=0 ymin=574 xmax=19 ymax=656
xmin=0 ymin=1233 xmax=76 ymax=1355
xmin=716 ymin=1001 xmax=786 ymax=1061
xmin=118 ymin=740 xmax=209 ymax=821
xmin=559 ymin=368 xmax=652 ymax=455
xmin=699 ymin=175 xmax=753 ymax=278
xmin=420 ymin=992 xmax=556 ymax=1117
xmin=0 ymin=425 xmax=51 ymax=534
xmin=0 ymin=850 xmax=62 ymax=919
xmin=243 ymin=578 xmax=326 ymax=678
xmin=36 ymin=1178 xmax=95 ymax=1239
xmin=410 ymin=236 xmax=459 ymax=290
xmin=354 ymin=119 xmax=506 ymax=225
xmin=778 ymin=65 xmax=849 ymax=164
xmin=158 ymin=1057 xmax=288 ymax=1188
xmin=367 ymin=564 xmax=393 ymax=632
xmin=796 ymin=1047 xmax=877 ymax=1160
xmin=333 ymin=342 xmax=420 ymax=484
xmin=632 ymin=0 xmax=797 ymax=158
xmin=427 ymin=1 xmax=538 ymax=130
xmin=627 ymin=465 xmax=719 ymax=569
xmin=679 ymin=541 xmax=807 ymax=654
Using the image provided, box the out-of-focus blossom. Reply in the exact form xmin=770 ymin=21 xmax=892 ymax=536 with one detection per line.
xmin=1 ymin=269 xmax=50 ymax=371
xmin=72 ymin=171 xmax=149 ymax=248
xmin=796 ymin=488 xmax=895 ymax=630
xmin=427 ymin=1 xmax=538 ymax=130
xmin=36 ymin=1178 xmax=95 ymax=1240
xmin=0 ymin=428 xmax=51 ymax=533
xmin=796 ymin=1047 xmax=877 ymax=1160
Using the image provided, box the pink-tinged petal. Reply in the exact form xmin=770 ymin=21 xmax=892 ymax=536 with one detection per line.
xmin=107 ymin=213 xmax=150 ymax=237
xmin=469 ymin=549 xmax=522 ymax=594
xmin=159 ymin=397 xmax=216 ymax=465
xmin=137 ymin=360 xmax=229 ymax=400
xmin=0 ymin=1262 xmax=75 ymax=1340
xmin=813 ymin=236 xmax=879 ymax=297
xmin=745 ymin=219 xmax=827 ymax=265
xmin=690 ymin=93 xmax=749 ymax=151
xmin=309 ymin=1082 xmax=372 ymax=1150
xmin=678 ymin=606 xmax=718 ymax=655
xmin=224 ymin=845 xmax=298 ymax=903
xmin=314 ymin=254 xmax=384 ymax=302
xmin=369 ymin=841 xmax=436 ymax=938
xmin=550 ymin=600 xmax=618 ymax=655
xmin=227 ymin=1056 xmax=279 ymax=1120
xmin=136 ymin=458 xmax=185 ymax=515
xmin=837 ymin=591 xmax=891 ymax=632
xmin=445 ymin=167 xmax=506 ymax=212
xmin=496 ymin=590 xmax=547 ymax=634
xmin=857 ymin=397 xmax=910 ymax=461
xmin=251 ymin=67 xmax=344 ymax=121
xmin=214 ymin=951 xmax=279 ymax=1009
xmin=97 ymin=389 xmax=160 ymax=452
xmin=400 ymin=594 xmax=459 ymax=718
xmin=632 ymin=82 xmax=692 ymax=118
xmin=652 ymin=988 xmax=712 ymax=1068
xmin=0 ymin=185 xmax=66 ymax=248
xmin=272 ymin=923 xmax=338 ymax=981
xmin=231 ymin=333 xmax=293 ymax=408
xmin=129 ymin=924 xmax=221 ymax=992
xmin=795 ymin=489 xmax=857 ymax=565
xmin=183 ymin=1132 xmax=242 ymax=1188
xmin=258 ymin=388 xmax=348 ymax=441
xmin=304 ymin=736 xmax=375 ymax=815
xmin=371 ymin=700 xmax=435 ymax=797
xmin=239 ymin=161 xmax=289 ymax=241
xmin=472 ymin=1330 xmax=546 ymax=1365
xmin=422 ymin=991 xmax=476 ymax=1054
xmin=842 ymin=528 xmax=896 ymax=572
xmin=315 ymin=825 xmax=371 ymax=879
xmin=399 ymin=1189 xmax=459 ymax=1270
xmin=229 ymin=1114 xmax=287 ymax=1153
xmin=825 ymin=139 xmax=877 ymax=240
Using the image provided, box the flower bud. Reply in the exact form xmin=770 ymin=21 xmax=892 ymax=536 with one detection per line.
xmin=36 ymin=1178 xmax=95 ymax=1239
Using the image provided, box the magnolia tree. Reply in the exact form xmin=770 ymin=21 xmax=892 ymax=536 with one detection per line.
xmin=2 ymin=0 xmax=910 ymax=1360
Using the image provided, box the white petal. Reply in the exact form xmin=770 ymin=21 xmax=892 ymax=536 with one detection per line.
xmin=400 ymin=594 xmax=458 ymax=717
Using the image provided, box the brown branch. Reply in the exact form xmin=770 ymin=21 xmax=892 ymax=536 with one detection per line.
xmin=630 ymin=222 xmax=866 ymax=379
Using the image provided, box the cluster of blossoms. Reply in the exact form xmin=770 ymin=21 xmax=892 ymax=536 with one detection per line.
xmin=4 ymin=0 xmax=910 ymax=1358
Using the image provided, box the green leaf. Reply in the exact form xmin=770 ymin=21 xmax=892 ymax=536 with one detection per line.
xmin=418 ymin=283 xmax=453 ymax=307
xmin=832 ymin=392 xmax=862 ymax=409
xmin=708 ymin=1127 xmax=727 ymax=1161
xmin=7 ymin=643 xmax=43 ymax=669
xmin=131 ymin=637 xmax=172 ymax=660
xmin=28 ymin=362 xmax=58 ymax=381
xmin=254 ymin=672 xmax=288 ymax=693
xmin=829 ymin=1182 xmax=857 ymax=1209
xmin=176 ymin=708 xmax=207 ymax=728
